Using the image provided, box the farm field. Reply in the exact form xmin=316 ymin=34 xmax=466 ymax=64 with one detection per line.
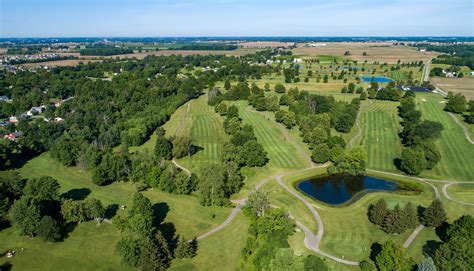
xmin=293 ymin=43 xmax=439 ymax=63
xmin=417 ymin=93 xmax=474 ymax=181
xmin=431 ymin=77 xmax=474 ymax=99
xmin=20 ymin=59 xmax=101 ymax=68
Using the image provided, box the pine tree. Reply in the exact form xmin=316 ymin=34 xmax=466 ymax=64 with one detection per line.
xmin=423 ymin=199 xmax=447 ymax=228
xmin=417 ymin=257 xmax=436 ymax=271
xmin=402 ymin=202 xmax=418 ymax=229
xmin=37 ymin=215 xmax=61 ymax=242
xmin=175 ymin=235 xmax=196 ymax=259
xmin=369 ymin=199 xmax=389 ymax=226
xmin=383 ymin=204 xmax=405 ymax=234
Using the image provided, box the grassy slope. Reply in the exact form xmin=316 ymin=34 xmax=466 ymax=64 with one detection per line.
xmin=417 ymin=93 xmax=474 ymax=181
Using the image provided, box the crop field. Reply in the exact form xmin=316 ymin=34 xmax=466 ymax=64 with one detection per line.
xmin=20 ymin=59 xmax=101 ymax=68
xmin=417 ymin=93 xmax=474 ymax=181
xmin=431 ymin=77 xmax=474 ymax=100
xmin=293 ymin=43 xmax=439 ymax=63
xmin=361 ymin=100 xmax=402 ymax=172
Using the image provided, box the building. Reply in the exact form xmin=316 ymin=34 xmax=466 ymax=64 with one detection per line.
xmin=8 ymin=116 xmax=18 ymax=123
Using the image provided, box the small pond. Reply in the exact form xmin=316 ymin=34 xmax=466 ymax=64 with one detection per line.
xmin=296 ymin=174 xmax=398 ymax=205
xmin=360 ymin=76 xmax=393 ymax=83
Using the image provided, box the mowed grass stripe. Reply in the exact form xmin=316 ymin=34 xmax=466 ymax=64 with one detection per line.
xmin=418 ymin=96 xmax=474 ymax=181
xmin=236 ymin=104 xmax=305 ymax=169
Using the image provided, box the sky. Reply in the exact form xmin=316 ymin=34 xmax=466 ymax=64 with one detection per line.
xmin=1 ymin=0 xmax=473 ymax=37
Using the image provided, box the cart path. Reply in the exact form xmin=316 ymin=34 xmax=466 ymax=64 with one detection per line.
xmin=403 ymin=225 xmax=425 ymax=248
xmin=172 ymin=159 xmax=192 ymax=176
xmin=348 ymin=110 xmax=363 ymax=148
xmin=447 ymin=112 xmax=474 ymax=144
xmin=442 ymin=183 xmax=474 ymax=206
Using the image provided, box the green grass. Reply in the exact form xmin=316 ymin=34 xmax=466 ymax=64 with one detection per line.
xmin=417 ymin=93 xmax=474 ymax=181
xmin=0 ymin=221 xmax=132 ymax=271
xmin=235 ymin=101 xmax=309 ymax=169
xmin=361 ymin=100 xmax=402 ymax=171
xmin=446 ymin=183 xmax=474 ymax=204
xmin=169 ymin=212 xmax=249 ymax=271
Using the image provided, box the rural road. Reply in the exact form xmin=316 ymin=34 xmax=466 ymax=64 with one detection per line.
xmin=447 ymin=112 xmax=474 ymax=144
xmin=422 ymin=59 xmax=431 ymax=82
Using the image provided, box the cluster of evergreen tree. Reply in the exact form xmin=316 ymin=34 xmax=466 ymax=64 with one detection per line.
xmin=397 ymin=93 xmax=443 ymax=175
xmin=1 ymin=173 xmax=106 ymax=243
xmin=368 ymin=198 xmax=447 ymax=234
xmin=114 ymin=192 xmax=196 ymax=270
xmin=239 ymin=190 xmax=329 ymax=270
xmin=368 ymin=199 xmax=418 ymax=234
xmin=444 ymin=92 xmax=474 ymax=123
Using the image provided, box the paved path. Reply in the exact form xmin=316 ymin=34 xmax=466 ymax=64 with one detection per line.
xmin=195 ymin=204 xmax=243 ymax=241
xmin=447 ymin=112 xmax=474 ymax=144
xmin=442 ymin=183 xmax=474 ymax=206
xmin=276 ymin=175 xmax=359 ymax=265
xmin=403 ymin=225 xmax=425 ymax=248
xmin=422 ymin=59 xmax=431 ymax=82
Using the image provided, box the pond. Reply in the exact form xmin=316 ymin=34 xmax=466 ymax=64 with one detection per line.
xmin=360 ymin=76 xmax=393 ymax=83
xmin=296 ymin=174 xmax=398 ymax=205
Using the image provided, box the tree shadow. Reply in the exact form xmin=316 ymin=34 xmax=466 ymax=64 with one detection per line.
xmin=191 ymin=145 xmax=204 ymax=156
xmin=59 ymin=222 xmax=78 ymax=241
xmin=393 ymin=158 xmax=402 ymax=171
xmin=435 ymin=221 xmax=450 ymax=242
xmin=159 ymin=222 xmax=176 ymax=244
xmin=105 ymin=204 xmax=119 ymax=219
xmin=0 ymin=220 xmax=11 ymax=231
xmin=369 ymin=242 xmax=382 ymax=262
xmin=152 ymin=202 xmax=169 ymax=226
xmin=417 ymin=205 xmax=426 ymax=223
xmin=61 ymin=188 xmax=91 ymax=200
xmin=0 ymin=261 xmax=12 ymax=271
xmin=422 ymin=240 xmax=442 ymax=258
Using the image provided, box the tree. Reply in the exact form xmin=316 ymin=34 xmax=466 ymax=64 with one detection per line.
xmin=224 ymin=79 xmax=231 ymax=90
xmin=37 ymin=215 xmax=61 ymax=242
xmin=359 ymin=91 xmax=367 ymax=100
xmin=23 ymin=176 xmax=60 ymax=202
xmin=246 ymin=190 xmax=270 ymax=217
xmin=375 ymin=241 xmax=412 ymax=271
xmin=401 ymin=202 xmax=418 ymax=229
xmin=175 ymin=235 xmax=196 ymax=258
xmin=309 ymin=127 xmax=328 ymax=146
xmin=303 ymin=255 xmax=328 ymax=271
xmin=199 ymin=163 xmax=228 ymax=206
xmin=383 ymin=204 xmax=406 ymax=234
xmin=369 ymin=198 xmax=389 ymax=226
xmin=264 ymin=83 xmax=270 ymax=92
xmin=360 ymin=260 xmax=377 ymax=271
xmin=242 ymin=140 xmax=268 ymax=167
xmin=116 ymin=237 xmax=142 ymax=267
xmin=311 ymin=143 xmax=331 ymax=163
xmin=172 ymin=137 xmax=194 ymax=158
xmin=139 ymin=233 xmax=171 ymax=271
xmin=268 ymin=248 xmax=301 ymax=271
xmin=9 ymin=197 xmax=41 ymax=236
xmin=399 ymin=147 xmax=426 ymax=175
xmin=227 ymin=105 xmax=239 ymax=119
xmin=61 ymin=199 xmax=87 ymax=223
xmin=85 ymin=198 xmax=105 ymax=224
xmin=215 ymin=102 xmax=228 ymax=115
xmin=419 ymin=142 xmax=441 ymax=170
xmin=154 ymin=129 xmax=172 ymax=160
xmin=445 ymin=93 xmax=466 ymax=113
xmin=434 ymin=215 xmax=474 ymax=270
xmin=274 ymin=84 xmax=286 ymax=93
xmin=417 ymin=257 xmax=436 ymax=271
xmin=423 ymin=199 xmax=446 ymax=228
xmin=330 ymin=144 xmax=344 ymax=162
xmin=332 ymin=146 xmax=367 ymax=175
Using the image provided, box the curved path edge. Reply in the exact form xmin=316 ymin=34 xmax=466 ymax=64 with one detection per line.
xmin=447 ymin=112 xmax=474 ymax=145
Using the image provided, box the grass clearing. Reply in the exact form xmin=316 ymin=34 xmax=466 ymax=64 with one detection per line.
xmin=446 ymin=183 xmax=474 ymax=204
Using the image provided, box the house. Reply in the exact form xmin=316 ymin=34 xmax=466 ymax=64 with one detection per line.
xmin=293 ymin=58 xmax=303 ymax=63
xmin=26 ymin=106 xmax=45 ymax=116
xmin=8 ymin=116 xmax=18 ymax=123
xmin=0 ymin=96 xmax=11 ymax=102
xmin=4 ymin=131 xmax=23 ymax=142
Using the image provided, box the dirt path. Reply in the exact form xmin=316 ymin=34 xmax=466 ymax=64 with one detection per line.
xmin=174 ymin=102 xmax=191 ymax=136
xmin=447 ymin=112 xmax=474 ymax=144
xmin=348 ymin=111 xmax=362 ymax=148
xmin=172 ymin=159 xmax=192 ymax=176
